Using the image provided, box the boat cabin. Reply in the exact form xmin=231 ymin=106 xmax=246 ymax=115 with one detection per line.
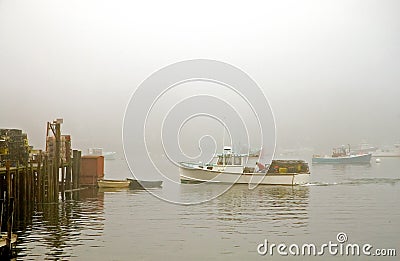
xmin=216 ymin=146 xmax=244 ymax=166
xmin=332 ymin=145 xmax=350 ymax=157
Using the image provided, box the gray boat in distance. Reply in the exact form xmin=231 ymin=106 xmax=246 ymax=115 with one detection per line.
xmin=312 ymin=145 xmax=372 ymax=164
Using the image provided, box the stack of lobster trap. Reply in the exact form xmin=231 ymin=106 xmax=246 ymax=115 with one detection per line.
xmin=0 ymin=129 xmax=31 ymax=167
xmin=46 ymin=135 xmax=71 ymax=163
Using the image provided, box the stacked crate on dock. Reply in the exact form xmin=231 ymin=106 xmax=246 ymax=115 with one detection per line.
xmin=0 ymin=137 xmax=8 ymax=166
xmin=0 ymin=128 xmax=30 ymax=166
xmin=46 ymin=135 xmax=71 ymax=163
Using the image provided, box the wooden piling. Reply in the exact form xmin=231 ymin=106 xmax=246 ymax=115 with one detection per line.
xmin=53 ymin=159 xmax=58 ymax=201
xmin=37 ymin=152 xmax=42 ymax=202
xmin=5 ymin=197 xmax=14 ymax=257
xmin=47 ymin=160 xmax=52 ymax=202
xmin=5 ymin=162 xmax=11 ymax=205
xmin=1 ymin=162 xmax=14 ymax=257
xmin=43 ymin=155 xmax=48 ymax=202
xmin=77 ymin=150 xmax=81 ymax=187
xmin=61 ymin=162 xmax=65 ymax=192
xmin=67 ymin=141 xmax=72 ymax=186
xmin=54 ymin=122 xmax=61 ymax=200
xmin=62 ymin=167 xmax=65 ymax=201
xmin=24 ymin=165 xmax=28 ymax=206
xmin=29 ymin=162 xmax=33 ymax=204
xmin=0 ymin=198 xmax=3 ymax=233
xmin=11 ymin=163 xmax=16 ymax=202
xmin=13 ymin=165 xmax=18 ymax=222
xmin=72 ymin=150 xmax=79 ymax=189
xmin=66 ymin=164 xmax=71 ymax=191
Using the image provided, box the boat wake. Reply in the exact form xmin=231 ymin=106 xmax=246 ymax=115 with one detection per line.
xmin=303 ymin=178 xmax=400 ymax=187
xmin=301 ymin=182 xmax=337 ymax=187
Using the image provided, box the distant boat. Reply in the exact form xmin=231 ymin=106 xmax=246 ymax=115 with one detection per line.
xmin=372 ymin=144 xmax=400 ymax=157
xmin=179 ymin=146 xmax=310 ymax=186
xmin=313 ymin=145 xmax=372 ymax=164
xmin=127 ymin=178 xmax=163 ymax=189
xmin=102 ymin=151 xmax=117 ymax=160
xmin=87 ymin=148 xmax=117 ymax=160
xmin=350 ymin=142 xmax=378 ymax=155
xmin=97 ymin=179 xmax=130 ymax=188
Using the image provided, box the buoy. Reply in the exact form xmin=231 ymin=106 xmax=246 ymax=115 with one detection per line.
xmin=376 ymin=158 xmax=381 ymax=163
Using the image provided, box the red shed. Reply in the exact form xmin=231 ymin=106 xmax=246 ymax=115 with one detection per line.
xmin=80 ymin=155 xmax=104 ymax=186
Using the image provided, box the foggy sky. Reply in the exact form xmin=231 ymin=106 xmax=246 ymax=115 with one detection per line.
xmin=1 ymin=0 xmax=399 ymax=156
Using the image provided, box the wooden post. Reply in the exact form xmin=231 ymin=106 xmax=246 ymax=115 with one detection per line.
xmin=0 ymin=198 xmax=3 ymax=234
xmin=77 ymin=150 xmax=81 ymax=188
xmin=6 ymin=162 xmax=11 ymax=204
xmin=66 ymin=153 xmax=72 ymax=191
xmin=46 ymin=157 xmax=53 ymax=202
xmin=54 ymin=122 xmax=61 ymax=200
xmin=5 ymin=197 xmax=14 ymax=257
xmin=13 ymin=163 xmax=18 ymax=201
xmin=46 ymin=122 xmax=50 ymax=151
xmin=43 ymin=155 xmax=48 ymax=202
xmin=4 ymin=161 xmax=13 ymax=257
xmin=13 ymin=164 xmax=19 ymax=222
xmin=72 ymin=150 xmax=78 ymax=189
xmin=22 ymin=165 xmax=27 ymax=223
xmin=53 ymin=159 xmax=58 ymax=201
xmin=48 ymin=161 xmax=52 ymax=202
xmin=61 ymin=161 xmax=65 ymax=191
xmin=30 ymin=162 xmax=34 ymax=203
xmin=13 ymin=167 xmax=17 ymax=224
xmin=61 ymin=162 xmax=65 ymax=201
xmin=37 ymin=152 xmax=42 ymax=202
xmin=66 ymin=164 xmax=71 ymax=190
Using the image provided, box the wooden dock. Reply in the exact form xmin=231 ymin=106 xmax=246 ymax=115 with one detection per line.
xmin=0 ymin=119 xmax=83 ymax=258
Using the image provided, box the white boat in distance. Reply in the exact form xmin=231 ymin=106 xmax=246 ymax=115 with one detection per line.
xmin=88 ymin=148 xmax=117 ymax=160
xmin=179 ymin=146 xmax=310 ymax=186
xmin=372 ymin=144 xmax=400 ymax=157
xmin=350 ymin=142 xmax=378 ymax=155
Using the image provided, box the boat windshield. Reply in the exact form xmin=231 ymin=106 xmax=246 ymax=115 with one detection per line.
xmin=217 ymin=155 xmax=243 ymax=166
xmin=332 ymin=145 xmax=350 ymax=157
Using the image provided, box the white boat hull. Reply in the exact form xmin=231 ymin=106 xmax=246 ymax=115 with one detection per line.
xmin=179 ymin=166 xmax=309 ymax=186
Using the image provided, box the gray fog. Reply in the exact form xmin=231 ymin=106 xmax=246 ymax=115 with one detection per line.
xmin=1 ymin=0 xmax=399 ymax=157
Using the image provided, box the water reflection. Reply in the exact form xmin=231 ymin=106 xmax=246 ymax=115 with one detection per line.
xmin=16 ymin=188 xmax=105 ymax=260
xmin=214 ymin=185 xmax=309 ymax=236
xmin=310 ymin=163 xmax=374 ymax=185
xmin=97 ymin=187 xmax=129 ymax=193
xmin=312 ymin=163 xmax=372 ymax=172
xmin=15 ymin=184 xmax=309 ymax=259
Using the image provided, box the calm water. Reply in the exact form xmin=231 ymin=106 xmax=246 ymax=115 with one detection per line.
xmin=14 ymin=157 xmax=400 ymax=260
